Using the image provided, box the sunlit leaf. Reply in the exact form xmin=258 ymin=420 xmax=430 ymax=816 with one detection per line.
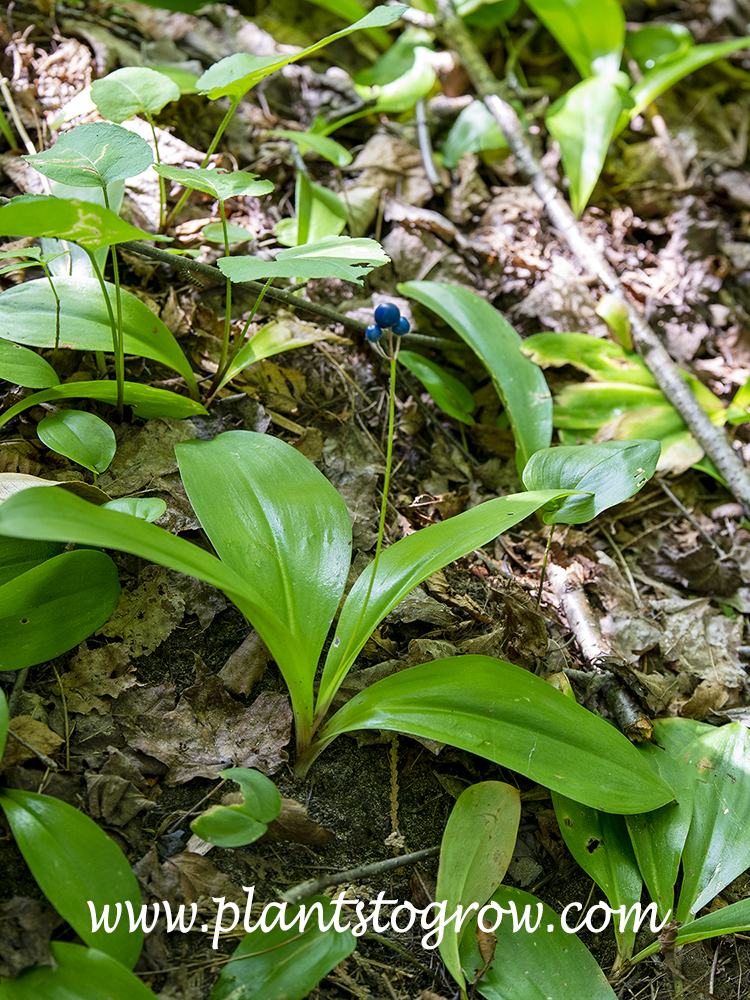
xmin=37 ymin=409 xmax=116 ymax=474
xmin=525 ymin=0 xmax=625 ymax=78
xmin=153 ymin=164 xmax=273 ymax=201
xmin=522 ymin=332 xmax=655 ymax=385
xmin=218 ymin=235 xmax=389 ymax=284
xmin=0 ymin=339 xmax=60 ymax=388
xmin=0 ymin=195 xmax=165 ymax=249
xmin=276 ymin=177 xmax=347 ymax=246
xmin=626 ymin=22 xmax=693 ymax=73
xmin=101 ymin=497 xmax=167 ymax=521
xmin=353 ymin=28 xmax=436 ymax=113
xmin=24 ymin=122 xmax=153 ymax=187
xmin=268 ymin=129 xmax=352 ymax=167
xmin=91 ymin=66 xmax=180 ymax=122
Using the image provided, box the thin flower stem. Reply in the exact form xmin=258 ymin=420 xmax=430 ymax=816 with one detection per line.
xmin=146 ymin=111 xmax=166 ymax=232
xmin=87 ymin=250 xmax=122 ymax=415
xmin=536 ymin=530 xmax=553 ymax=610
xmin=216 ymin=199 xmax=232 ymax=380
xmin=207 ymin=277 xmax=274 ymax=403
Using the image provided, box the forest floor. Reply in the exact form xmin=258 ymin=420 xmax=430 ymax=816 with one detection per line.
xmin=2 ymin=2 xmax=750 ymax=999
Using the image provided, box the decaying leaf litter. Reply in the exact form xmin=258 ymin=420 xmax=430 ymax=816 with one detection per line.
xmin=1 ymin=1 xmax=750 ymax=998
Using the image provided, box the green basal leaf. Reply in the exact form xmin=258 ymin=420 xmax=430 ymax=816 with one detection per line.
xmin=0 ymin=549 xmax=120 ymax=671
xmin=91 ymin=66 xmax=181 ymax=122
xmin=208 ymin=895 xmax=356 ymax=1000
xmin=437 ymin=782 xmax=520 ymax=995
xmin=0 ymin=276 xmax=198 ymax=393
xmin=595 ymin=404 xmax=686 ymax=444
xmin=0 ymin=686 xmax=8 ymax=761
xmin=314 ymin=656 xmax=674 ymax=814
xmin=154 ymin=164 xmax=274 ymax=201
xmin=217 ymin=318 xmax=343 ymax=390
xmin=633 ymin=897 xmax=750 ymax=963
xmin=0 ymin=381 xmax=206 ymax=430
xmin=458 ymin=0 xmax=520 ymax=28
xmin=175 ymin=432 xmax=352 ymax=745
xmin=460 ymin=886 xmax=617 ymax=1000
xmin=625 ymin=742 xmax=693 ymax=920
xmin=24 ymin=122 xmax=153 ymax=187
xmin=191 ymin=767 xmax=281 ymax=848
xmin=525 ymin=0 xmax=625 ymax=78
xmin=546 ymin=72 xmax=630 ymax=217
xmin=0 ymin=195 xmax=165 ymax=250
xmin=268 ymin=129 xmax=352 ymax=167
xmin=595 ymin=293 xmax=633 ymax=350
xmin=101 ymin=497 xmax=167 ymax=522
xmin=197 ymin=4 xmax=408 ymax=99
xmin=522 ymin=440 xmax=660 ymax=524
xmin=202 ymin=222 xmax=253 ymax=243
xmin=552 ymin=381 xmax=667 ymax=429
xmin=316 ymin=489 xmax=572 ymax=716
xmin=552 ymin=793 xmax=642 ymax=959
xmin=276 ymin=177 xmax=347 ymax=246
xmin=629 ymin=37 xmax=750 ymax=120
xmin=218 ymin=235 xmax=389 ymax=284
xmin=37 ymin=410 xmax=116 ymax=475
xmin=0 ymin=339 xmax=60 ymax=388
xmin=522 ymin=332 xmax=655 ymax=385
xmin=0 ymin=534 xmax=64 ymax=587
xmin=675 ymin=723 xmax=750 ymax=921
xmin=398 ymin=349 xmax=475 ymax=424
xmin=0 ymin=943 xmax=157 ymax=999
xmin=353 ymin=28 xmax=437 ymax=114
xmin=626 ymin=22 xmax=693 ymax=73
xmin=399 ymin=281 xmax=552 ymax=470
xmin=0 ymin=790 xmax=143 ymax=967
xmin=441 ymin=99 xmax=508 ymax=169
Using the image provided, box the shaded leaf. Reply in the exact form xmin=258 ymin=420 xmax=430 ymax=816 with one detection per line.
xmin=153 ymin=164 xmax=273 ymax=201
xmin=525 ymin=0 xmax=625 ymax=78
xmin=268 ymin=129 xmax=352 ymax=166
xmin=217 ymin=235 xmax=389 ymax=284
xmin=0 ymin=942 xmax=156 ymax=1000
xmin=0 ymin=340 xmax=60 ymax=388
xmin=101 ymin=497 xmax=167 ymax=521
xmin=191 ymin=767 xmax=282 ymax=847
xmin=0 ymin=688 xmax=7 ymax=761
xmin=398 ymin=349 xmax=475 ymax=424
xmin=37 ymin=410 xmax=116 ymax=474
xmin=441 ymin=99 xmax=508 ymax=169
xmin=91 ymin=66 xmax=180 ymax=122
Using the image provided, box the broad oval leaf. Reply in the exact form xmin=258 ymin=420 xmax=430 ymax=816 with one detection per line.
xmin=0 ymin=942 xmax=156 ymax=1000
xmin=441 ymin=99 xmax=508 ymax=169
xmin=553 ymin=381 xmax=667 ymax=429
xmin=521 ymin=331 xmax=656 ymax=385
xmin=191 ymin=767 xmax=281 ymax=847
xmin=196 ymin=5 xmax=408 ymax=99
xmin=0 ymin=276 xmax=198 ymax=393
xmin=0 ymin=339 xmax=59 ymax=388
xmin=525 ymin=0 xmax=625 ymax=78
xmin=398 ymin=349 xmax=475 ymax=424
xmin=0 ymin=195 xmax=165 ymax=249
xmin=521 ymin=440 xmax=660 ymax=524
xmin=626 ymin=22 xmax=693 ymax=73
xmin=316 ymin=489 xmax=573 ymax=715
xmin=91 ymin=66 xmax=181 ymax=122
xmin=552 ymin=793 xmax=642 ymax=959
xmin=0 ymin=549 xmax=120 ymax=671
xmin=353 ymin=31 xmax=437 ymax=114
xmin=208 ymin=895 xmax=356 ymax=1000
xmin=23 ymin=122 xmax=153 ymax=187
xmin=460 ymin=886 xmax=617 ymax=1000
xmin=175 ymin=432 xmax=352 ymax=740
xmin=0 ymin=791 xmax=143 ymax=967
xmin=153 ymin=164 xmax=273 ymax=201
xmin=37 ymin=409 xmax=116 ymax=474
xmin=399 ymin=281 xmax=551 ymax=470
xmin=437 ymin=782 xmax=520 ymax=992
xmin=268 ymin=129 xmax=353 ymax=167
xmin=275 ymin=178 xmax=347 ymax=246
xmin=0 ymin=381 xmax=206 ymax=430
xmin=217 ymin=235 xmax=389 ymax=284
xmin=101 ymin=497 xmax=167 ymax=521
xmin=0 ymin=686 xmax=7 ymax=761
xmin=312 ymin=656 xmax=675 ymax=814
xmin=546 ymin=73 xmax=630 ymax=217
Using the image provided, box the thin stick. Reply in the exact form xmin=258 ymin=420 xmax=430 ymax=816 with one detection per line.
xmin=6 ymin=727 xmax=59 ymax=770
xmin=281 ymin=846 xmax=439 ymax=904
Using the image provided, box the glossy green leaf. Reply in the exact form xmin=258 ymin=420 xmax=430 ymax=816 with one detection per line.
xmin=633 ymin=897 xmax=750 ymax=963
xmin=38 ymin=410 xmax=116 ymax=474
xmin=441 ymin=99 xmax=507 ymax=169
xmin=218 ymin=235 xmax=389 ymax=284
xmin=196 ymin=5 xmax=408 ymax=99
xmin=595 ymin=404 xmax=686 ymax=444
xmin=24 ymin=122 xmax=153 ymax=188
xmin=626 ymin=23 xmax=693 ymax=73
xmin=0 ymin=943 xmax=156 ymax=1000
xmin=0 ymin=276 xmax=198 ymax=393
xmin=437 ymin=782 xmax=520 ymax=994
xmin=546 ymin=73 xmax=630 ymax=217
xmin=0 ymin=381 xmax=206 ymax=430
xmin=0 ymin=340 xmax=59 ymax=388
xmin=522 ymin=440 xmax=660 ymax=524
xmin=398 ymin=349 xmax=475 ymax=424
xmin=595 ymin=293 xmax=632 ymax=349
xmin=101 ymin=497 xmax=166 ymax=521
xmin=675 ymin=723 xmax=750 ymax=921
xmin=460 ymin=886 xmax=617 ymax=1000
xmin=0 ymin=195 xmax=163 ymax=250
xmin=175 ymin=432 xmax=352 ymax=743
xmin=276 ymin=178 xmax=347 ymax=246
xmin=525 ymin=0 xmax=625 ymax=78
xmin=0 ymin=790 xmax=143 ymax=967
xmin=552 ymin=793 xmax=642 ymax=959
xmin=0 ymin=549 xmax=120 ymax=671
xmin=652 ymin=717 xmax=716 ymax=757
xmin=0 ymin=687 xmax=7 ymax=761
xmin=316 ymin=489 xmax=572 ymax=716
xmin=522 ymin=332 xmax=655 ymax=385
xmin=353 ymin=29 xmax=436 ymax=113
xmin=153 ymin=164 xmax=273 ymax=201
xmin=459 ymin=0 xmax=520 ymax=28
xmin=553 ymin=381 xmax=667 ymax=429
xmin=313 ymin=656 xmax=675 ymax=814
xmin=629 ymin=37 xmax=750 ymax=119
xmin=269 ymin=129 xmax=352 ymax=166
xmin=217 ymin=317 xmax=343 ymax=390
xmin=91 ymin=66 xmax=180 ymax=122
xmin=625 ymin=742 xmax=693 ymax=920
xmin=0 ymin=530 xmax=60 ymax=587
xmin=399 ymin=281 xmax=552 ymax=470
xmin=191 ymin=767 xmax=281 ymax=847
xmin=208 ymin=895 xmax=356 ymax=1000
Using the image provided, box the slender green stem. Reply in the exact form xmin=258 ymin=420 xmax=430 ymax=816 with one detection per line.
xmin=216 ymin=198 xmax=233 ymax=380
xmin=41 ymin=264 xmax=61 ymax=355
xmin=207 ymin=277 xmax=274 ymax=402
xmin=86 ymin=250 xmax=121 ymax=410
xmin=100 ymin=188 xmax=125 ymax=418
xmin=146 ymin=112 xmax=166 ymax=232
xmin=535 ymin=530 xmax=553 ymax=610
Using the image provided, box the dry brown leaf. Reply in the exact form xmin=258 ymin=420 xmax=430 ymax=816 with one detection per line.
xmin=60 ymin=642 xmax=135 ymax=715
xmin=97 ymin=565 xmax=185 ymax=657
xmin=265 ymin=797 xmax=335 ymax=846
xmin=0 ymin=898 xmax=63 ymax=977
xmin=218 ymin=631 xmax=271 ymax=696
xmin=1 ymin=717 xmax=63 ymax=769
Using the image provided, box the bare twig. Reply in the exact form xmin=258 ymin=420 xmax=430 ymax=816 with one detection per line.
xmin=281 ymin=846 xmax=439 ymax=904
xmin=6 ymin=727 xmax=59 ymax=770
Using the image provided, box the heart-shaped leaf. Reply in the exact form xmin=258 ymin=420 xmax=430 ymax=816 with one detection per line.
xmin=91 ymin=66 xmax=180 ymax=122
xmin=153 ymin=164 xmax=273 ymax=201
xmin=24 ymin=122 xmax=153 ymax=187
xmin=37 ymin=410 xmax=116 ymax=474
xmin=217 ymin=235 xmax=389 ymax=284
xmin=522 ymin=440 xmax=660 ymax=523
xmin=0 ymin=339 xmax=59 ymax=388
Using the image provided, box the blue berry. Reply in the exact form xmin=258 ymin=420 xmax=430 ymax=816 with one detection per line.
xmin=366 ymin=323 xmax=383 ymax=342
xmin=393 ymin=316 xmax=410 ymax=335
xmin=374 ymin=302 xmax=401 ymax=328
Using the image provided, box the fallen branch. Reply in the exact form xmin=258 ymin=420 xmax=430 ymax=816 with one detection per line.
xmin=433 ymin=0 xmax=750 ymax=517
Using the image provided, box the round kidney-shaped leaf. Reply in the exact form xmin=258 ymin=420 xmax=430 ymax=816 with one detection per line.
xmin=91 ymin=66 xmax=181 ymax=122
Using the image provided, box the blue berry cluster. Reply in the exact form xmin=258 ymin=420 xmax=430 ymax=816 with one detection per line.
xmin=366 ymin=302 xmax=410 ymax=342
